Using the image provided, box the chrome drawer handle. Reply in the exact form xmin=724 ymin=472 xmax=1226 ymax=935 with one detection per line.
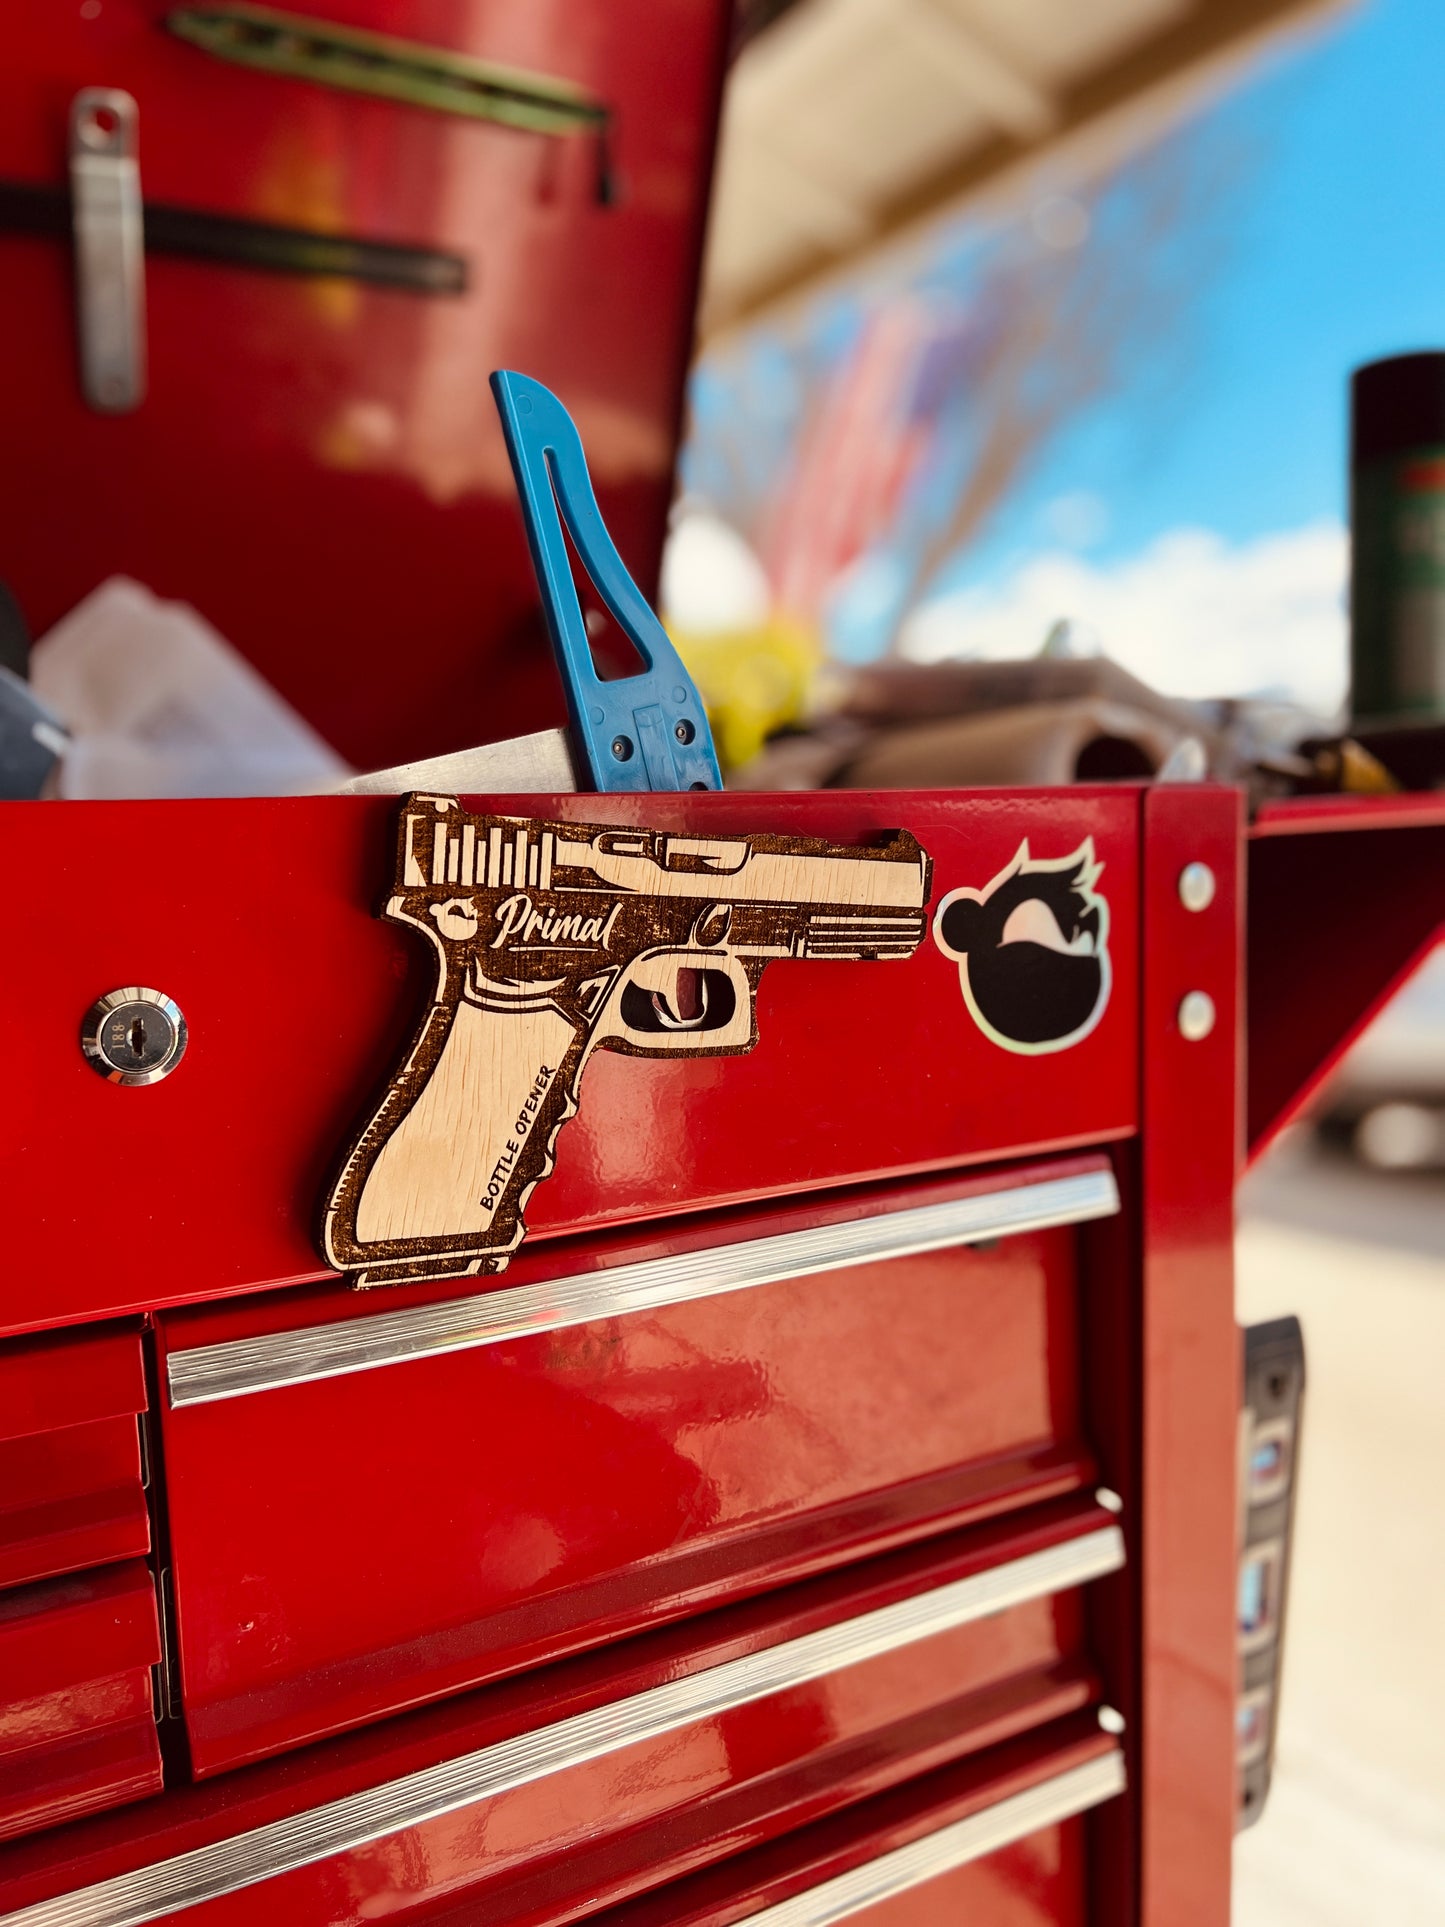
xmin=734 ymin=1749 xmax=1126 ymax=1927
xmin=167 ymin=1165 xmax=1119 ymax=1407
xmin=0 ymin=1526 xmax=1123 ymax=1927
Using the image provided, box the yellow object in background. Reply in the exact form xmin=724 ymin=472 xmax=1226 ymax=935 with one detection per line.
xmin=669 ymin=617 xmax=821 ymax=771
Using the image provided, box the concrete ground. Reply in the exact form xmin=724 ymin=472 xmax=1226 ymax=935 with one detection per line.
xmin=1232 ymin=1134 xmax=1445 ymax=1924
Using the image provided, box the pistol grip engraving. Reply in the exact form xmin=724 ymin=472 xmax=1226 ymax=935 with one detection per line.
xmin=354 ymin=999 xmax=579 ymax=1246
xmin=326 ymin=984 xmax=591 ymax=1289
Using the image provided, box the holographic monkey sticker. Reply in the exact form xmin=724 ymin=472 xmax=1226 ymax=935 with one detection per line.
xmin=933 ymin=839 xmax=1110 ymax=1054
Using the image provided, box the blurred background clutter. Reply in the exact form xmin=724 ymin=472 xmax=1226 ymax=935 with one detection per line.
xmin=665 ymin=0 xmax=1444 ymax=799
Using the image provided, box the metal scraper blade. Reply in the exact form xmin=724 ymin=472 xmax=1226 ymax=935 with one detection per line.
xmin=330 ymin=726 xmax=580 ymax=796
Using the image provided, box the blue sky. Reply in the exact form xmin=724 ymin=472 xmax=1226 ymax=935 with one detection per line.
xmin=960 ymin=0 xmax=1445 ymax=576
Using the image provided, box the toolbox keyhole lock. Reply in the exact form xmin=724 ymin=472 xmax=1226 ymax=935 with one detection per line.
xmin=81 ymin=987 xmax=187 ymax=1086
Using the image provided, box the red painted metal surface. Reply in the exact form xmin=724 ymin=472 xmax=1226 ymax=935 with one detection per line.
xmin=0 ymin=0 xmax=729 ymax=771
xmin=0 ymin=1327 xmax=146 ymax=1441
xmin=848 ymin=1834 xmax=1084 ymax=1927
xmin=0 ymin=1561 xmax=162 ymax=1843
xmin=0 ymin=1508 xmax=1112 ymax=1922
xmin=1246 ymin=796 xmax=1445 ymax=1157
xmin=831 ymin=1833 xmax=1084 ymax=1927
xmin=0 ymin=1419 xmax=148 ymax=1594
xmin=444 ymin=1720 xmax=1111 ymax=1927
xmin=0 ymin=789 xmax=1139 ymax=1336
xmin=1250 ymin=791 xmax=1445 ymax=835
xmin=1136 ymin=786 xmax=1241 ymax=1927
xmin=159 ymin=1171 xmax=1099 ymax=1774
xmin=586 ymin=1723 xmax=1113 ymax=1927
xmin=0 ymin=1327 xmax=149 ymax=1591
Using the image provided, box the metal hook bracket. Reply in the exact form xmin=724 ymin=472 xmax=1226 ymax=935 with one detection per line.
xmin=69 ymin=87 xmax=146 ymax=412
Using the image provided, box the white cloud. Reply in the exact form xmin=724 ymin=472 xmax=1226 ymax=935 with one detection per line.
xmin=900 ymin=521 xmax=1349 ymax=718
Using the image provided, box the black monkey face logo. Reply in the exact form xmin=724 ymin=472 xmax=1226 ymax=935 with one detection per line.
xmin=933 ymin=839 xmax=1110 ymax=1054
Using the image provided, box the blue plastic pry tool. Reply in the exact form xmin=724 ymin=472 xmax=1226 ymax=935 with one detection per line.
xmin=491 ymin=368 xmax=723 ymax=794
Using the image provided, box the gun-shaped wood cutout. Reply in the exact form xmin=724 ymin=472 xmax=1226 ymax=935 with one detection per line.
xmin=323 ymin=795 xmax=933 ymax=1286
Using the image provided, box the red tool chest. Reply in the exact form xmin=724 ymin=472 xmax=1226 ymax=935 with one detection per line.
xmin=0 ymin=780 xmax=1252 ymax=1927
xmin=0 ymin=709 xmax=1438 ymax=1927
xmin=0 ymin=789 xmax=1140 ymax=1326
xmin=0 ymin=1329 xmax=161 ymax=1845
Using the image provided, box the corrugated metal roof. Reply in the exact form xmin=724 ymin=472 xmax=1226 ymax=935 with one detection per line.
xmin=701 ymin=0 xmax=1347 ymax=337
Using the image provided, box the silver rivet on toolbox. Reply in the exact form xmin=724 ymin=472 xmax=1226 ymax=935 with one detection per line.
xmin=1178 ymin=989 xmax=1218 ymax=1042
xmin=1178 ymin=860 xmax=1217 ymax=912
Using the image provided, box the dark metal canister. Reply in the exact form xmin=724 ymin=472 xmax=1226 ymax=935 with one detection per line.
xmin=1350 ymin=352 xmax=1445 ymax=724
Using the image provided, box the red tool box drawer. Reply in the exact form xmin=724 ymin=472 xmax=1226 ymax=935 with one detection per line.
xmin=0 ymin=1508 xmax=1121 ymax=1924
xmin=0 ymin=1326 xmax=149 ymax=1592
xmin=0 ymin=1561 xmax=162 ymax=1845
xmin=580 ymin=1727 xmax=1124 ymax=1927
xmin=156 ymin=1155 xmax=1119 ymax=1776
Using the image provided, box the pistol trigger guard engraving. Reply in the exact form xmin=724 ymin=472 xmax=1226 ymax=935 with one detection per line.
xmin=320 ymin=797 xmax=933 ymax=1289
xmin=608 ymin=951 xmax=747 ymax=1043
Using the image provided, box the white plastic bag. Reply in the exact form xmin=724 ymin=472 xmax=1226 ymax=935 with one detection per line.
xmin=31 ymin=578 xmax=351 ymax=798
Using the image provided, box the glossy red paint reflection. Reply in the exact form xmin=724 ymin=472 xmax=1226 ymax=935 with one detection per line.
xmin=0 ymin=1561 xmax=162 ymax=1843
xmin=0 ymin=1514 xmax=1111 ymax=1920
xmin=161 ymin=1205 xmax=1095 ymax=1774
xmin=0 ymin=1326 xmax=150 ymax=1590
xmin=595 ymin=1725 xmax=1111 ymax=1927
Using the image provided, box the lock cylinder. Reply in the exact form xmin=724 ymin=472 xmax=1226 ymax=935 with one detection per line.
xmin=81 ymin=986 xmax=187 ymax=1086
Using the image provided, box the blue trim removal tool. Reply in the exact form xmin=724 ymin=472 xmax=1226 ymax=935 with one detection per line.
xmin=337 ymin=370 xmax=721 ymax=796
xmin=491 ymin=368 xmax=721 ymax=793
